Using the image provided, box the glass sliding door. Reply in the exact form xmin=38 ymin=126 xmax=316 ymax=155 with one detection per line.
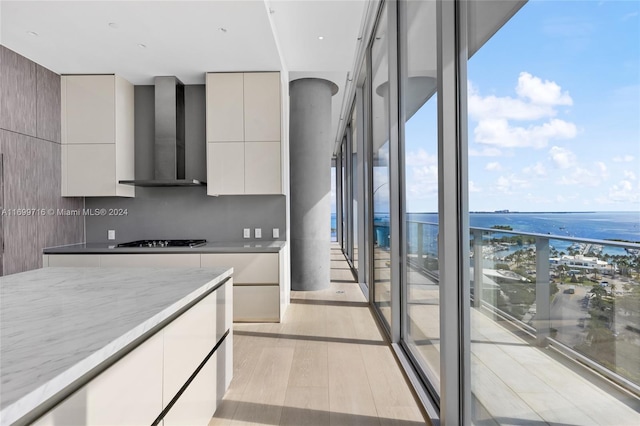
xmin=467 ymin=1 xmax=640 ymax=424
xmin=371 ymin=4 xmax=392 ymax=328
xmin=399 ymin=0 xmax=440 ymax=393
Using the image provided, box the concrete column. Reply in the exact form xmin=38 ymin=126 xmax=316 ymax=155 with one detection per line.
xmin=289 ymin=78 xmax=338 ymax=291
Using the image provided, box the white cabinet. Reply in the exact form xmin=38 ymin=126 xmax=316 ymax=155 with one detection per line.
xmin=61 ymin=75 xmax=134 ymax=197
xmin=44 ymin=252 xmax=283 ymax=322
xmin=162 ymin=291 xmax=217 ymax=402
xmin=243 ymin=72 xmax=281 ymax=142
xmin=32 ymin=333 xmax=164 ymax=426
xmin=206 ymin=73 xmax=244 ymax=143
xmin=201 ymin=253 xmax=278 ymax=284
xmin=206 ymin=142 xmax=245 ymax=195
xmin=99 ymin=254 xmax=201 ymax=268
xmin=44 ymin=254 xmax=101 ymax=267
xmin=205 ymin=72 xmax=281 ymax=196
xmin=32 ymin=282 xmax=232 ymax=426
xmin=62 ymin=75 xmax=116 ymax=145
xmin=233 ymin=285 xmax=280 ymax=322
xmin=201 ymin=253 xmax=280 ymax=322
xmin=245 ymin=141 xmax=281 ymax=194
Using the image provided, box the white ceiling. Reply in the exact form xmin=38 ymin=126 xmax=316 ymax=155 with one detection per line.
xmin=0 ymin=0 xmax=368 ymax=144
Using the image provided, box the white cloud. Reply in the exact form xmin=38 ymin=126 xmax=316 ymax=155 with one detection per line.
xmin=469 ymin=181 xmax=482 ymax=193
xmin=496 ymin=175 xmax=531 ymax=194
xmin=515 ymin=72 xmax=573 ymax=106
xmin=595 ymin=161 xmax=608 ymax=179
xmin=624 ymin=170 xmax=637 ymax=181
xmin=608 ymin=180 xmax=640 ymax=203
xmin=469 ymin=147 xmax=502 ymax=157
xmin=613 ymin=154 xmax=635 ymax=163
xmin=523 ymin=162 xmax=547 ymax=177
xmin=405 ymin=150 xmax=438 ymax=200
xmin=474 ymin=118 xmax=576 ymax=149
xmin=549 ymin=146 xmax=576 ymax=169
xmin=469 ymin=73 xmax=576 ymax=150
xmin=559 ymin=167 xmax=603 ymax=187
xmin=485 ymin=162 xmax=502 ymax=171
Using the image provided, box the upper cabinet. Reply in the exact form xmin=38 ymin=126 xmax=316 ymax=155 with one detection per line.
xmin=243 ymin=73 xmax=281 ymax=142
xmin=61 ymin=75 xmax=134 ymax=197
xmin=206 ymin=73 xmax=244 ymax=143
xmin=206 ymin=72 xmax=282 ymax=196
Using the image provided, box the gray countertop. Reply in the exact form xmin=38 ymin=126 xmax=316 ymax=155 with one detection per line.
xmin=42 ymin=240 xmax=286 ymax=254
xmin=0 ymin=266 xmax=232 ymax=425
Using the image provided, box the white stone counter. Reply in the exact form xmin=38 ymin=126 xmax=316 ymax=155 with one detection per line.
xmin=0 ymin=266 xmax=232 ymax=425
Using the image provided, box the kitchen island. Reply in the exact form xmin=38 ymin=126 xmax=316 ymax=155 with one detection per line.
xmin=0 ymin=266 xmax=233 ymax=426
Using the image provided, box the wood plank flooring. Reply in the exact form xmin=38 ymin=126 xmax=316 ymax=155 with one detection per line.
xmin=210 ymin=245 xmax=428 ymax=426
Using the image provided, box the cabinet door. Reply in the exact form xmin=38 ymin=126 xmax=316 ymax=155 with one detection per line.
xmin=163 ymin=349 xmax=218 ymax=426
xmin=163 ymin=291 xmax=217 ymax=405
xmin=201 ymin=253 xmax=278 ymax=284
xmin=206 ymin=73 xmax=244 ymax=143
xmin=99 ymin=254 xmax=201 ymax=267
xmin=33 ymin=333 xmax=164 ymax=426
xmin=243 ymin=73 xmax=280 ymax=142
xmin=62 ymin=144 xmax=115 ymax=196
xmin=245 ymin=142 xmax=281 ymax=194
xmin=207 ymin=142 xmax=244 ymax=195
xmin=46 ymin=255 xmax=101 ymax=267
xmin=62 ymin=75 xmax=115 ymax=145
xmin=234 ymin=285 xmax=280 ymax=322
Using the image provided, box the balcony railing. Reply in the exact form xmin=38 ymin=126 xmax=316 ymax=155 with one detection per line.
xmin=403 ymin=220 xmax=640 ymax=397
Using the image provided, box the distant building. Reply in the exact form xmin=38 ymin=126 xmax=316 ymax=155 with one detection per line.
xmin=549 ymin=254 xmax=609 ymax=272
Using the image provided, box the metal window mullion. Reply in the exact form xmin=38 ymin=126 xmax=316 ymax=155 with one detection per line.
xmin=387 ymin=0 xmax=401 ymax=344
xmin=437 ymin=0 xmax=470 ymax=424
xmin=346 ymin=126 xmax=354 ymax=261
xmin=356 ymin=85 xmax=369 ymax=298
xmin=336 ymin=147 xmax=343 ymax=248
xmin=397 ymin=0 xmax=409 ymax=347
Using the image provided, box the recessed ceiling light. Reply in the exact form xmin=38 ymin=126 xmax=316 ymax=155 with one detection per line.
xmin=27 ymin=31 xmax=39 ymax=37
xmin=108 ymin=22 xmax=118 ymax=29
xmin=137 ymin=44 xmax=147 ymax=49
xmin=318 ymin=36 xmax=324 ymax=40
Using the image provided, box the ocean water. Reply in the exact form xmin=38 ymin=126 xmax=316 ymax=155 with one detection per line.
xmin=333 ymin=211 xmax=640 ymax=254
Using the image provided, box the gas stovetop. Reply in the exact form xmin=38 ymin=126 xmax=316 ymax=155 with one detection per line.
xmin=116 ymin=239 xmax=207 ymax=248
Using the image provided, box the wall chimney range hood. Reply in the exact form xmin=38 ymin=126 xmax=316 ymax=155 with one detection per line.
xmin=120 ymin=76 xmax=205 ymax=187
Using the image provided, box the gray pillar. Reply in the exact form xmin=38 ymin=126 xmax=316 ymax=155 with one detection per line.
xmin=289 ymin=78 xmax=338 ymax=291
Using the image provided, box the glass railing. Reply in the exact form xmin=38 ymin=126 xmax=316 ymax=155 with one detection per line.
xmin=403 ymin=220 xmax=640 ymax=402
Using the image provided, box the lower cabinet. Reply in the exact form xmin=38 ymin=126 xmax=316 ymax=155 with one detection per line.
xmin=44 ymin=252 xmax=284 ymax=322
xmin=32 ymin=281 xmax=232 ymax=426
xmin=32 ymin=333 xmax=164 ymax=426
xmin=234 ymin=285 xmax=280 ymax=322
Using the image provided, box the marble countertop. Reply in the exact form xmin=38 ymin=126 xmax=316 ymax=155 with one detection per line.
xmin=0 ymin=266 xmax=232 ymax=425
xmin=43 ymin=240 xmax=286 ymax=254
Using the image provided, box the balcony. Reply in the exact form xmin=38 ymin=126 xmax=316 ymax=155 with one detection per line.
xmin=403 ymin=221 xmax=640 ymax=424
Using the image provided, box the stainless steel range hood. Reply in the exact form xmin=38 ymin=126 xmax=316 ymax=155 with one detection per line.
xmin=120 ymin=76 xmax=205 ymax=187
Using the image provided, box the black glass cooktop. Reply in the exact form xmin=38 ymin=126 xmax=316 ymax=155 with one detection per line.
xmin=116 ymin=239 xmax=207 ymax=248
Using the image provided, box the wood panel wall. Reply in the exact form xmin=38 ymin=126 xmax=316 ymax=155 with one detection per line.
xmin=0 ymin=45 xmax=84 ymax=275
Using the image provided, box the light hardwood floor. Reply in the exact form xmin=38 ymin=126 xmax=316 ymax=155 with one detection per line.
xmin=210 ymin=245 xmax=429 ymax=426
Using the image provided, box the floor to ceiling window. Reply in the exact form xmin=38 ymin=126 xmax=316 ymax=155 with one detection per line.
xmin=371 ymin=3 xmax=392 ymax=328
xmin=467 ymin=1 xmax=640 ymax=424
xmin=344 ymin=0 xmax=639 ymax=423
xmin=351 ymin=107 xmax=359 ymax=273
xmin=399 ymin=0 xmax=440 ymax=395
xmin=331 ymin=159 xmax=337 ymax=242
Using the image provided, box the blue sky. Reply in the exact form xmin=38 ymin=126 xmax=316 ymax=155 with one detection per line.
xmin=403 ymin=0 xmax=640 ymax=213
